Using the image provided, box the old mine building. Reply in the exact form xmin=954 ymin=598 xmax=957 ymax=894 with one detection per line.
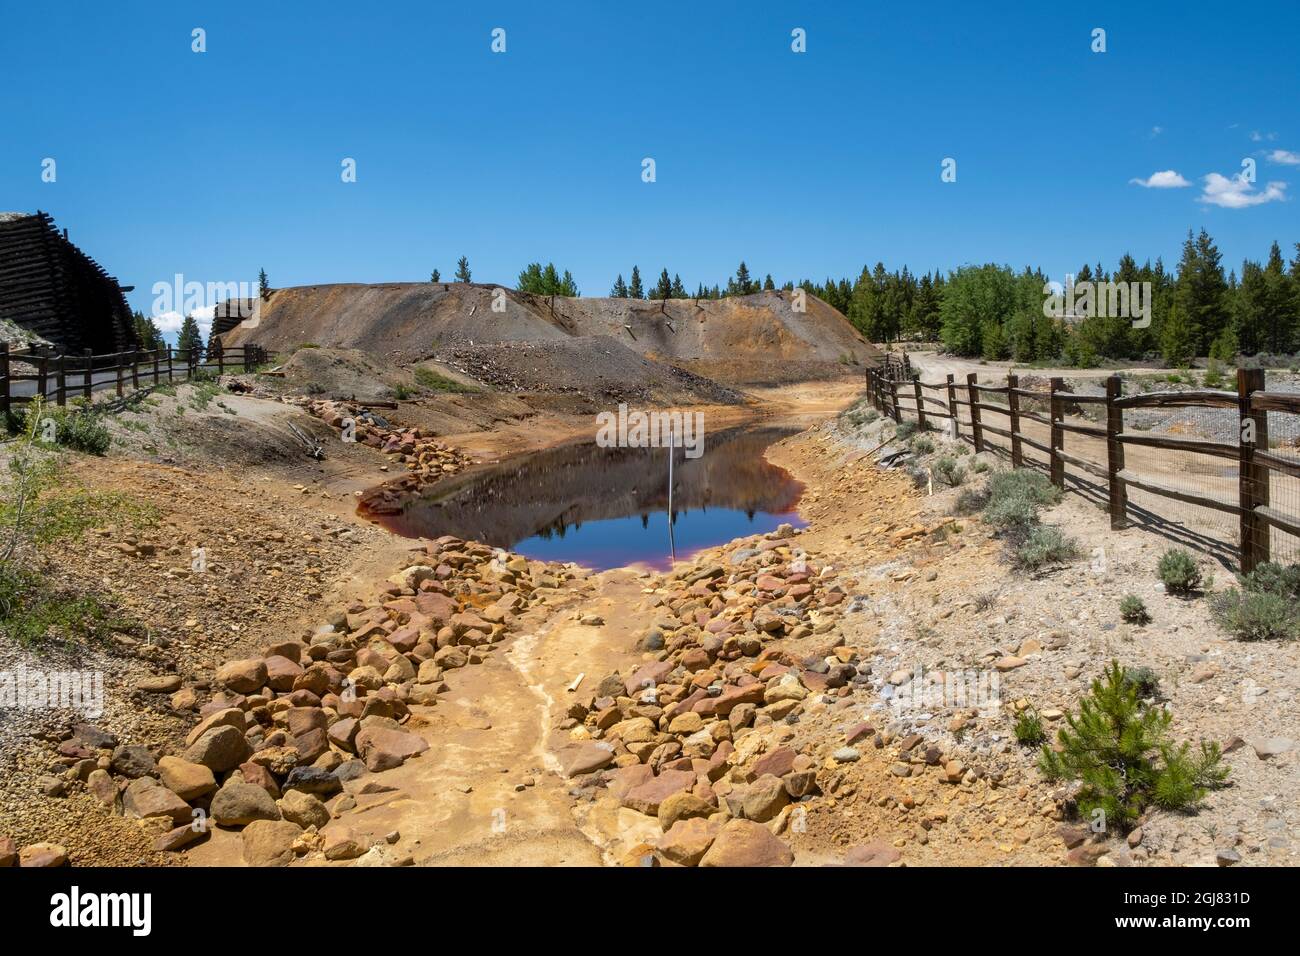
xmin=0 ymin=211 xmax=138 ymax=353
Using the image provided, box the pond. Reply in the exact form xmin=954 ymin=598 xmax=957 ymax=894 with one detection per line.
xmin=366 ymin=426 xmax=807 ymax=570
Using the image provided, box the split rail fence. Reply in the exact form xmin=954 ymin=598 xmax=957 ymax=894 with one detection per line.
xmin=865 ymin=355 xmax=1300 ymax=573
xmin=0 ymin=341 xmax=268 ymax=415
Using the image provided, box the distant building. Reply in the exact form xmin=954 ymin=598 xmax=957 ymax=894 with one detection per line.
xmin=0 ymin=210 xmax=138 ymax=353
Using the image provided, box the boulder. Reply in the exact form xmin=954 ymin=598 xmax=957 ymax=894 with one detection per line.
xmin=657 ymin=817 xmax=721 ymax=866
xmin=699 ymin=819 xmax=794 ymax=867
xmin=211 ymin=782 xmax=281 ymax=827
xmin=185 ymin=725 xmax=251 ymax=773
xmin=158 ymin=756 xmax=216 ymax=801
xmin=242 ymin=819 xmax=304 ymax=867
xmin=278 ymin=789 xmax=329 ymax=829
xmin=354 ymin=726 xmax=428 ymax=772
xmin=216 ymin=658 xmax=268 ymax=693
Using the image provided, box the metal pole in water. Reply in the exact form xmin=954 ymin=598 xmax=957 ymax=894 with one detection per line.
xmin=667 ymin=426 xmax=676 ymax=565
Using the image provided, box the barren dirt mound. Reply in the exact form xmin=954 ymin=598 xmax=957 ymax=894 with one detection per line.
xmin=279 ymin=346 xmax=413 ymax=402
xmin=220 ymin=284 xmax=877 ymax=386
xmin=435 ymin=336 xmax=745 ymax=405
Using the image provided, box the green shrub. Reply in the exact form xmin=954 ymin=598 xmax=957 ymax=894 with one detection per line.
xmin=951 ymin=487 xmax=990 ymax=516
xmin=42 ymin=409 xmax=112 ymax=456
xmin=970 ymin=458 xmax=989 ymax=473
xmin=1121 ymin=666 xmax=1161 ymax=699
xmin=1039 ymin=662 xmax=1228 ymax=831
xmin=932 ymin=456 xmax=966 ymax=487
xmin=894 ymin=421 xmax=918 ymax=441
xmin=1240 ymin=561 xmax=1300 ymax=600
xmin=1157 ymin=549 xmax=1202 ymax=595
xmin=1014 ymin=709 xmax=1046 ymax=746
xmin=1209 ymin=589 xmax=1300 ymax=641
xmin=1014 ymin=525 xmax=1079 ymax=570
xmin=910 ymin=435 xmax=935 ymax=455
xmin=413 ymin=367 xmax=476 ymax=393
xmin=1119 ymin=594 xmax=1151 ymax=624
xmin=987 ymin=468 xmax=1061 ymax=509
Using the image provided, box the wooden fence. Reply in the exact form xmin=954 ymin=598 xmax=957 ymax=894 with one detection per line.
xmin=865 ymin=356 xmax=1300 ymax=573
xmin=0 ymin=341 xmax=268 ymax=416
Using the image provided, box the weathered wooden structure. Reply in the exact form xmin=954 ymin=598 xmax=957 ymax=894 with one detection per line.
xmin=0 ymin=210 xmax=138 ymax=353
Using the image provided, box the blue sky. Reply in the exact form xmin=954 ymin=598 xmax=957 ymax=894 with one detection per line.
xmin=2 ymin=1 xmax=1297 ymax=339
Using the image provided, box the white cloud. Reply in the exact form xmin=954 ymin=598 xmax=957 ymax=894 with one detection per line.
xmin=1265 ymin=149 xmax=1300 ymax=166
xmin=153 ymin=309 xmax=212 ymax=340
xmin=1129 ymin=170 xmax=1191 ymax=188
xmin=1199 ymin=172 xmax=1288 ymax=208
xmin=1149 ymin=126 xmax=1164 ymax=138
xmin=1251 ymin=130 xmax=1278 ymax=142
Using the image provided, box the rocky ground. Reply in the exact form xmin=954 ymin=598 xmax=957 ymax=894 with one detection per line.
xmin=3 ymin=364 xmax=1294 ymax=868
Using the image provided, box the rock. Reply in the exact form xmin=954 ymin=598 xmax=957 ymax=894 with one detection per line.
xmin=845 ymin=722 xmax=875 ymax=745
xmin=242 ymin=819 xmax=304 ymax=866
xmin=211 ymin=782 xmax=281 ymax=827
xmin=622 ymin=769 xmax=697 ymax=815
xmin=832 ymin=747 xmax=861 ymax=763
xmin=1216 ymin=848 xmax=1241 ymax=867
xmin=185 ymin=707 xmax=246 ymax=747
xmin=283 ymin=767 xmax=342 ymax=796
xmin=72 ymin=723 xmax=118 ymax=750
xmin=158 ymin=756 xmax=216 ymax=800
xmin=185 ymin=725 xmax=252 ymax=773
xmin=742 ymin=775 xmax=790 ymax=823
xmin=18 ymin=842 xmax=68 ymax=867
xmin=1249 ymin=737 xmax=1295 ymax=759
xmin=751 ymin=746 xmax=798 ymax=779
xmin=699 ymin=819 xmax=793 ymax=867
xmin=323 ymin=826 xmax=366 ymax=861
xmin=153 ymin=824 xmax=209 ymax=852
xmin=657 ymin=791 xmax=714 ymax=831
xmin=216 ymin=658 xmax=268 ymax=694
xmin=0 ymin=833 xmax=16 ymax=867
xmin=354 ymin=726 xmax=429 ymax=772
xmin=657 ymin=817 xmax=721 ymax=866
xmin=110 ymin=744 xmax=158 ymax=779
xmin=137 ymin=674 xmax=182 ymax=693
xmin=557 ymin=741 xmax=615 ymax=777
xmin=844 ymin=841 xmax=901 ymax=866
xmin=994 ymin=656 xmax=1027 ymax=672
xmin=123 ymin=777 xmax=192 ymax=824
xmin=278 ymin=789 xmax=329 ymax=829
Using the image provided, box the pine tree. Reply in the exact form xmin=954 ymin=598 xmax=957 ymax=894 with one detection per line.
xmin=652 ymin=268 xmax=673 ymax=300
xmin=629 ymin=266 xmax=644 ymax=299
xmin=132 ymin=310 xmax=164 ymax=351
xmin=671 ymin=274 xmax=687 ymax=298
xmin=732 ymin=261 xmax=754 ymax=296
xmin=455 ymin=257 xmax=472 ymax=283
xmin=430 ymin=269 xmax=440 ymax=282
xmin=177 ymin=314 xmax=205 ymax=361
xmin=258 ymin=268 xmax=269 ymax=300
xmin=1161 ymin=302 xmax=1197 ymax=366
xmin=611 ymin=274 xmax=628 ymax=298
xmin=763 ymin=273 xmax=775 ymax=291
xmin=560 ymin=270 xmax=578 ymax=296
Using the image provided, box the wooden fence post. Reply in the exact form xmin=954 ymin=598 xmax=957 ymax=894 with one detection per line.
xmin=132 ymin=351 xmax=140 ymax=390
xmin=945 ymin=373 xmax=958 ymax=440
xmin=1049 ymin=377 xmax=1064 ymax=488
xmin=1105 ymin=375 xmax=1127 ymax=530
xmin=56 ymin=354 xmax=66 ymax=407
xmin=1239 ymin=367 xmax=1270 ymax=572
xmin=36 ymin=354 xmax=48 ymax=405
xmin=966 ymin=373 xmax=983 ymax=452
xmin=912 ymin=373 xmax=926 ymax=431
xmin=115 ymin=352 xmax=124 ymax=397
xmin=1007 ymin=372 xmax=1022 ymax=467
xmin=889 ymin=378 xmax=901 ymax=423
xmin=167 ymin=345 xmax=174 ymax=383
xmin=0 ymin=342 xmax=9 ymax=419
xmin=83 ymin=349 xmax=93 ymax=401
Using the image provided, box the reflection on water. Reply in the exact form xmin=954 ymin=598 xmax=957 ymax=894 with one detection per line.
xmin=368 ymin=426 xmax=806 ymax=570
